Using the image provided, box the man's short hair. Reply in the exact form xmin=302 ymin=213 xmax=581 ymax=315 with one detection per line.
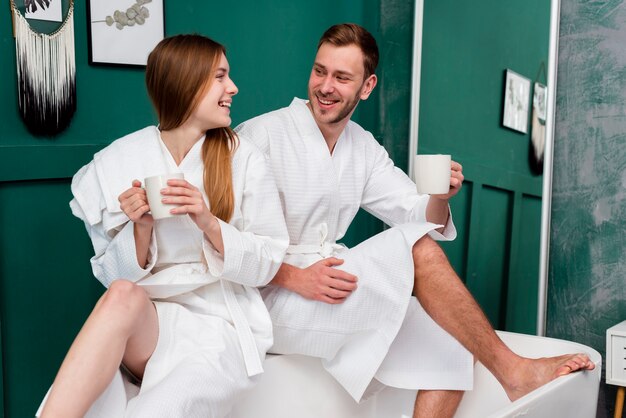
xmin=317 ymin=23 xmax=379 ymax=78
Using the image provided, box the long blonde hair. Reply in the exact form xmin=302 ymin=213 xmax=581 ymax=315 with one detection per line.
xmin=145 ymin=34 xmax=237 ymax=222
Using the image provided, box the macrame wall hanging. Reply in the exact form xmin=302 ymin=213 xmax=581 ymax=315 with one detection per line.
xmin=11 ymin=0 xmax=76 ymax=136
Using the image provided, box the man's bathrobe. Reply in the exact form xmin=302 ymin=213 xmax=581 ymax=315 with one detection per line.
xmin=51 ymin=126 xmax=288 ymax=417
xmin=236 ymin=98 xmax=473 ymax=402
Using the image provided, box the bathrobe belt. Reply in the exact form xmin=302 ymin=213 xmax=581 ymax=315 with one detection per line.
xmin=220 ymin=279 xmax=264 ymax=376
xmin=287 ymin=223 xmax=346 ymax=258
xmin=139 ymin=266 xmax=264 ymax=377
xmin=287 ymin=242 xmax=346 ymax=258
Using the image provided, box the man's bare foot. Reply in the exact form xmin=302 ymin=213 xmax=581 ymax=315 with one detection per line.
xmin=502 ymin=353 xmax=595 ymax=401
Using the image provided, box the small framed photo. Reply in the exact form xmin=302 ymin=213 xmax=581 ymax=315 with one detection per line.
xmin=502 ymin=69 xmax=531 ymax=134
xmin=86 ymin=0 xmax=165 ymax=67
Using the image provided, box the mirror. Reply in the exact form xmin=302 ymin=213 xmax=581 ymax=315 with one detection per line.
xmin=408 ymin=0 xmax=560 ymax=335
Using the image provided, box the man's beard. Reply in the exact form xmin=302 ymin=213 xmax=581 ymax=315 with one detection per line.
xmin=310 ymin=91 xmax=360 ymax=124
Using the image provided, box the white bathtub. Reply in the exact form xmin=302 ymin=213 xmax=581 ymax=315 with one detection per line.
xmin=37 ymin=331 xmax=601 ymax=417
xmin=230 ymin=331 xmax=602 ymax=418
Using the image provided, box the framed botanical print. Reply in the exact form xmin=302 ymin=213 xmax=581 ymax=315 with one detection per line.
xmin=87 ymin=0 xmax=165 ymax=67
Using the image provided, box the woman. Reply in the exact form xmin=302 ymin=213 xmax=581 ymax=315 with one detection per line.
xmin=39 ymin=34 xmax=288 ymax=418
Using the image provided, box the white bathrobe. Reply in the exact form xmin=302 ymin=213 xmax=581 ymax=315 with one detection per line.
xmin=236 ymin=98 xmax=473 ymax=402
xmin=40 ymin=126 xmax=288 ymax=418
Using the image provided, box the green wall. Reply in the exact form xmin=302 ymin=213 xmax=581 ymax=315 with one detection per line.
xmin=0 ymin=180 xmax=101 ymax=417
xmin=0 ymin=1 xmax=392 ymax=416
xmin=417 ymin=0 xmax=551 ymax=333
xmin=419 ymin=0 xmax=550 ymax=174
xmin=548 ymin=1 xmax=626 ymax=416
xmin=1 ymin=1 xmax=378 ymax=146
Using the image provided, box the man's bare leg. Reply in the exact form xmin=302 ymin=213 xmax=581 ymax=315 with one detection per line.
xmin=40 ymin=280 xmax=159 ymax=418
xmin=413 ymin=390 xmax=464 ymax=418
xmin=411 ymin=236 xmax=594 ymax=401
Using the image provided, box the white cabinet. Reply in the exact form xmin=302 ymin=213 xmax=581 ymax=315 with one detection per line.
xmin=607 ymin=320 xmax=626 ymax=386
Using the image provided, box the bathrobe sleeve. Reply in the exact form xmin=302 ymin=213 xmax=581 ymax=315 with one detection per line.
xmin=360 ymin=139 xmax=456 ymax=241
xmin=202 ymin=144 xmax=288 ymax=287
xmin=83 ymin=221 xmax=157 ymax=288
xmin=70 ymin=161 xmax=158 ymax=289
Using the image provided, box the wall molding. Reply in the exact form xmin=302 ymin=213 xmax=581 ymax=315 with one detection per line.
xmin=463 ymin=162 xmax=542 ymax=197
xmin=0 ymin=145 xmax=102 ymax=182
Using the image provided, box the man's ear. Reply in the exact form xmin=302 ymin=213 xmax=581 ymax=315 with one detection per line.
xmin=360 ymin=74 xmax=378 ymax=100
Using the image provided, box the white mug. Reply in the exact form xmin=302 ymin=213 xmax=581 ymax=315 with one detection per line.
xmin=413 ymin=154 xmax=451 ymax=195
xmin=144 ymin=173 xmax=185 ymax=220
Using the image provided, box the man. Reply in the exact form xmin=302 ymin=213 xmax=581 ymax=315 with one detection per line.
xmin=236 ymin=23 xmax=593 ymax=417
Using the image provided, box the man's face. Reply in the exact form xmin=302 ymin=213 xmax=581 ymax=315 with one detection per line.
xmin=307 ymin=43 xmax=376 ymax=128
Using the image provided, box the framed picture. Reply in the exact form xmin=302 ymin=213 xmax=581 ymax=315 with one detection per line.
xmin=502 ymin=69 xmax=531 ymax=134
xmin=87 ymin=0 xmax=165 ymax=67
xmin=25 ymin=0 xmax=63 ymax=22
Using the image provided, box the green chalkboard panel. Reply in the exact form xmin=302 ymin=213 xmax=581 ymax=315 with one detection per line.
xmin=549 ymin=3 xmax=626 ymax=415
xmin=548 ymin=0 xmax=626 ymax=355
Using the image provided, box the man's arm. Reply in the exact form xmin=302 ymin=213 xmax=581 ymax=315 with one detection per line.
xmin=425 ymin=160 xmax=464 ymax=230
xmin=269 ymin=259 xmax=358 ymax=304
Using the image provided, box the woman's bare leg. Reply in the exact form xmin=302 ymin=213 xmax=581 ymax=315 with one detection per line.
xmin=40 ymin=280 xmax=159 ymax=418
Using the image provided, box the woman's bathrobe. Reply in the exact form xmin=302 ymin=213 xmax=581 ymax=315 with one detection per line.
xmin=236 ymin=98 xmax=474 ymax=402
xmin=65 ymin=126 xmax=288 ymax=417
